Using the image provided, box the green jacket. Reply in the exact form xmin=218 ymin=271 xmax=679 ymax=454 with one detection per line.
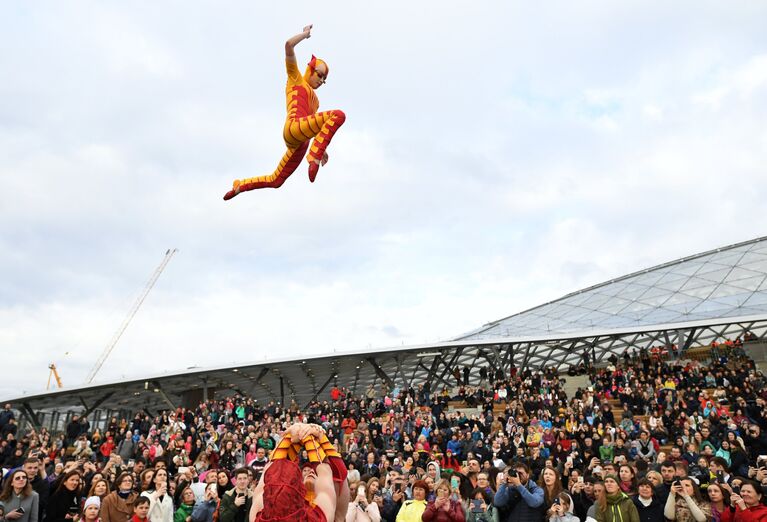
xmin=596 ymin=493 xmax=640 ymax=522
xmin=218 ymin=490 xmax=252 ymax=522
xmin=174 ymin=504 xmax=194 ymax=522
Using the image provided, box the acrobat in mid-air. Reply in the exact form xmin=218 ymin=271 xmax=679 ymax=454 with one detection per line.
xmin=224 ymin=25 xmax=346 ymax=200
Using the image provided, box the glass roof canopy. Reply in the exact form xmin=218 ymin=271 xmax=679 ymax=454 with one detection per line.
xmin=457 ymin=236 xmax=767 ymax=341
xmin=8 ymin=237 xmax=767 ymax=424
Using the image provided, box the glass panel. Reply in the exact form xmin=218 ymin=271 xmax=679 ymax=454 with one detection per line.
xmin=615 ymin=284 xmax=651 ymax=300
xmin=622 ymin=301 xmax=655 ymax=314
xmin=657 ymin=277 xmax=689 ymax=292
xmin=636 ymin=308 xmax=682 ymax=324
xmin=680 ymin=276 xmax=717 ymax=292
xmin=708 ymin=251 xmax=747 ymax=266
xmin=580 ymin=293 xmax=613 ymax=310
xmin=593 ymin=282 xmax=629 ymax=297
xmin=689 ymin=299 xmax=735 ymax=315
xmin=724 ymin=266 xmax=763 ymax=282
xmin=709 ymin=293 xmax=751 ymax=307
xmin=663 ymin=302 xmax=701 ymax=315
xmin=696 ymin=262 xmax=733 ymax=275
xmin=729 ymin=275 xmax=765 ymax=292
xmin=738 ymin=251 xmax=767 ymax=266
xmin=697 ymin=267 xmax=733 ymax=283
xmin=662 ymin=293 xmax=699 ymax=306
xmin=598 ymin=297 xmax=633 ymax=314
xmin=680 ymin=283 xmax=718 ymax=299
xmin=738 ymin=306 xmax=767 ymax=316
xmin=657 ymin=271 xmax=689 ymax=284
xmin=599 ymin=315 xmax=637 ymax=328
xmin=708 ymin=284 xmax=750 ymax=300
xmin=578 ymin=310 xmax=613 ymax=323
xmin=630 ymin=272 xmax=667 ymax=287
xmin=668 ymin=261 xmax=706 ymax=277
xmin=640 ymin=286 xmax=673 ymax=300
xmin=639 ymin=294 xmax=673 ymax=307
xmin=561 ymin=292 xmax=592 ymax=306
xmin=742 ymin=292 xmax=767 ymax=308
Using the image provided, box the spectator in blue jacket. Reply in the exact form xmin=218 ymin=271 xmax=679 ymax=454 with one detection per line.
xmin=494 ymin=463 xmax=545 ymax=522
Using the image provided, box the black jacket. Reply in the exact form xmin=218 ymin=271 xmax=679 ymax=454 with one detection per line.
xmin=632 ymin=495 xmax=664 ymax=522
xmin=45 ymin=488 xmax=80 ymax=522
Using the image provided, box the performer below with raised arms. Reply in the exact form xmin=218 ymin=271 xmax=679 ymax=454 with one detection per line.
xmin=224 ymin=24 xmax=346 ymax=200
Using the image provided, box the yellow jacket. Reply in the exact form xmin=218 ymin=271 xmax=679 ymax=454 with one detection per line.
xmin=396 ymin=499 xmax=427 ymax=522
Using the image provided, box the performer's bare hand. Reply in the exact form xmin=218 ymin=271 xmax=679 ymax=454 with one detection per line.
xmin=303 ymin=25 xmax=313 ymax=38
xmin=321 ymin=152 xmax=329 ymax=166
xmin=287 ymin=422 xmax=323 ymax=440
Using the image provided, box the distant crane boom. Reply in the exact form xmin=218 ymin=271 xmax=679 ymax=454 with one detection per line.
xmin=47 ymin=364 xmax=63 ymax=390
xmin=85 ymin=248 xmax=178 ymax=384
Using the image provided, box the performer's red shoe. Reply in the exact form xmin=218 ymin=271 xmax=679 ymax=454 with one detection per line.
xmin=223 ymin=180 xmax=241 ymax=201
xmin=308 ymin=161 xmax=320 ymax=183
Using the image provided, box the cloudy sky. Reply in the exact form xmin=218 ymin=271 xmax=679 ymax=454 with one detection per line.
xmin=1 ymin=1 xmax=766 ymax=398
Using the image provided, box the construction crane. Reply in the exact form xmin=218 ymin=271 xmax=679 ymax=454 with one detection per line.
xmin=85 ymin=248 xmax=178 ymax=384
xmin=47 ymin=364 xmax=63 ymax=390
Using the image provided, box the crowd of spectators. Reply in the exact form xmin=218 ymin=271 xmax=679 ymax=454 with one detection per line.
xmin=1 ymin=339 xmax=767 ymax=522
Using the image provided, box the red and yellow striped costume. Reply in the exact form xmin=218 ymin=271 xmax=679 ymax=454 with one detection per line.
xmin=224 ymin=56 xmax=346 ymax=200
xmin=271 ymin=431 xmax=347 ymax=486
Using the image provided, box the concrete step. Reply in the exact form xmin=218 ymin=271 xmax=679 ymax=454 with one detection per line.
xmin=561 ymin=373 xmax=591 ymax=398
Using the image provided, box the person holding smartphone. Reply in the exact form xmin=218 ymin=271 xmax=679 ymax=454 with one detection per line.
xmin=729 ymin=479 xmax=767 ymax=520
xmin=0 ymin=469 xmax=39 ymax=522
xmin=422 ymin=479 xmax=464 ymax=521
xmin=190 ymin=483 xmax=218 ymax=522
xmin=663 ymin=477 xmax=711 ymax=522
xmin=44 ymin=471 xmax=82 ymax=522
xmin=218 ymin=469 xmax=251 ymax=522
xmin=466 ymin=488 xmax=498 ymax=522
xmin=141 ymin=469 xmax=173 ymax=522
xmin=548 ymin=492 xmax=578 ymax=522
xmin=345 ymin=481 xmax=381 ymax=521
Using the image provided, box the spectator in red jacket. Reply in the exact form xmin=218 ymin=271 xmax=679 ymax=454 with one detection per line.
xmin=422 ymin=479 xmax=464 ymax=522
xmin=731 ymin=480 xmax=767 ymax=522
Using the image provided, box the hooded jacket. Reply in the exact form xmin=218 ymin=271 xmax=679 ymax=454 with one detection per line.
xmin=595 ymin=492 xmax=640 ymax=522
xmin=549 ymin=493 xmax=579 ymax=522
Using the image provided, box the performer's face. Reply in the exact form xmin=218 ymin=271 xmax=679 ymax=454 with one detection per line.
xmin=309 ymin=63 xmax=327 ymax=89
xmin=302 ymin=467 xmax=317 ymax=491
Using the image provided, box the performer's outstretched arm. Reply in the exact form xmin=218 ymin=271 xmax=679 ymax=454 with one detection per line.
xmin=285 ymin=25 xmax=312 ymax=60
xmin=313 ymin=463 xmax=337 ymax=522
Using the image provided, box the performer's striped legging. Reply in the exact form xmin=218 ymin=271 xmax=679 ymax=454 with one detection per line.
xmin=227 ymin=109 xmax=345 ymax=197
